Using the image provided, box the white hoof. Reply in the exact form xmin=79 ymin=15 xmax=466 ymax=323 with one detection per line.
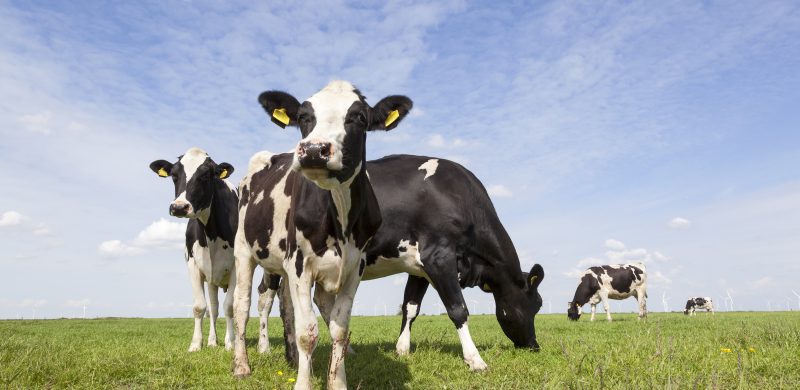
xmin=188 ymin=343 xmax=202 ymax=352
xmin=465 ymin=355 xmax=488 ymax=372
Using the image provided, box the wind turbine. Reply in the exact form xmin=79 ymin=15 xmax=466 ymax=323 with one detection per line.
xmin=792 ymin=290 xmax=800 ymax=310
xmin=469 ymin=299 xmax=479 ymax=315
xmin=661 ymin=292 xmax=669 ymax=313
xmin=767 ymin=300 xmax=772 ymax=312
xmin=725 ymin=290 xmax=734 ymax=312
xmin=83 ymin=304 xmax=87 ymax=319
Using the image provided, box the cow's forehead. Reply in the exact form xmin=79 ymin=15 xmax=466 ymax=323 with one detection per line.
xmin=305 ymin=81 xmax=363 ymax=118
xmin=179 ymin=147 xmax=209 ymax=179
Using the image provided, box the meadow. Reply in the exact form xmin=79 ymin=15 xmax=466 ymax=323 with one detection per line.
xmin=1 ymin=312 xmax=799 ymax=389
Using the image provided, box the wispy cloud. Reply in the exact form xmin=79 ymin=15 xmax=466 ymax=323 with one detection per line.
xmin=98 ymin=218 xmax=186 ymax=258
xmin=668 ymin=217 xmax=692 ymax=229
xmin=487 ymin=184 xmax=513 ymax=198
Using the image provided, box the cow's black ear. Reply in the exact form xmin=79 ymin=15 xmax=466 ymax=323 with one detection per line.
xmin=258 ymin=91 xmax=301 ymax=129
xmin=527 ymin=264 xmax=544 ymax=289
xmin=215 ymin=162 xmax=234 ymax=179
xmin=369 ymin=95 xmax=413 ymax=131
xmin=149 ymin=160 xmax=173 ymax=178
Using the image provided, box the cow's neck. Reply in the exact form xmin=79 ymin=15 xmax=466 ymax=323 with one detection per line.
xmin=327 ymin=161 xmax=381 ymax=250
xmin=197 ymin=180 xmax=237 ymax=245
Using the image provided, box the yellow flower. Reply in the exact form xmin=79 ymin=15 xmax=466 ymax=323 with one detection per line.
xmin=288 ymin=378 xmax=296 ymax=383
xmin=720 ymin=348 xmax=732 ymax=353
xmin=748 ymin=347 xmax=756 ymax=353
xmin=277 ymin=371 xmax=283 ymax=376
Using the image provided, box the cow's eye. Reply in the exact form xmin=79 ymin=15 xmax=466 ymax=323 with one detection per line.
xmin=298 ymin=115 xmax=311 ymax=126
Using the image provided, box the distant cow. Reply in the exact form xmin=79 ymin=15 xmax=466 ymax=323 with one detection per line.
xmin=568 ymin=263 xmax=647 ymax=322
xmin=684 ymin=297 xmax=714 ymax=315
xmin=149 ymin=148 xmax=237 ymax=351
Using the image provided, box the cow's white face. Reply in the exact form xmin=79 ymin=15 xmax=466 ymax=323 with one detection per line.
xmin=293 ymin=81 xmax=368 ymax=189
xmin=257 ymin=81 xmax=413 ymax=190
xmin=150 ymin=147 xmax=233 ymax=222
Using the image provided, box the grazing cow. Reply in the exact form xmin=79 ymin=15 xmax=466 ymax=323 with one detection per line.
xmin=232 ymin=81 xmax=412 ymax=390
xmin=684 ymin=297 xmax=714 ymax=315
xmin=260 ymin=155 xmax=546 ymax=371
xmin=567 ymin=263 xmax=647 ymax=322
xmin=149 ymin=148 xmax=237 ymax=351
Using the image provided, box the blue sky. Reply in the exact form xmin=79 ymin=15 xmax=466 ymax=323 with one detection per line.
xmin=1 ymin=1 xmax=799 ymax=319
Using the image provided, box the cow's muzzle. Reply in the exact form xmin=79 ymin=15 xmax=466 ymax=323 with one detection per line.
xmin=169 ymin=202 xmax=192 ymax=217
xmin=297 ymin=141 xmax=332 ymax=169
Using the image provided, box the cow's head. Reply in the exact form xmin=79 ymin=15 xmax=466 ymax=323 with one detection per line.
xmin=491 ymin=264 xmax=545 ymax=350
xmin=258 ymin=81 xmax=412 ymax=189
xmin=567 ymin=301 xmax=582 ymax=321
xmin=149 ymin=148 xmax=233 ymax=221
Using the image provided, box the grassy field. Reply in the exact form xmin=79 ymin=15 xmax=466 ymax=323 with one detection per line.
xmin=1 ymin=312 xmax=799 ymax=389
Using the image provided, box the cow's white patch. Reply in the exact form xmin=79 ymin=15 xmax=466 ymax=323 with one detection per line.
xmin=457 ymin=323 xmax=488 ymax=371
xmin=418 ymin=159 xmax=439 ymax=180
xmin=180 ymin=147 xmax=208 ymax=183
xmin=253 ymin=191 xmax=265 ymax=205
xmin=396 ymin=302 xmax=418 ymax=355
xmin=362 ymin=239 xmax=428 ymax=281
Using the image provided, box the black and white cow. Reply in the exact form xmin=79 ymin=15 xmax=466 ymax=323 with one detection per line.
xmin=684 ymin=297 xmax=714 ymax=315
xmin=567 ymin=263 xmax=647 ymax=322
xmin=232 ymin=81 xmax=412 ymax=390
xmin=149 ymin=148 xmax=238 ymax=351
xmin=258 ymin=155 xmax=546 ymax=371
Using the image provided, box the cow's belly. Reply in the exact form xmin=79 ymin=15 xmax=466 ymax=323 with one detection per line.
xmin=362 ymin=253 xmax=428 ymax=281
xmin=192 ymin=240 xmax=235 ymax=288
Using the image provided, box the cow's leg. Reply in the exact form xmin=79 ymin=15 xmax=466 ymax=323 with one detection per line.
xmin=326 ymin=271 xmax=360 ymax=390
xmin=232 ymin=253 xmax=256 ymax=378
xmin=279 ymin=278 xmax=298 ymax=367
xmin=396 ymin=275 xmax=429 ymax=356
xmin=223 ymin=270 xmax=236 ymax=351
xmin=590 ymin=303 xmax=597 ymax=322
xmin=314 ymin=283 xmax=356 ymax=355
xmin=257 ymin=283 xmax=277 ymax=354
xmin=425 ymin=254 xmax=487 ymax=372
xmin=287 ymin=269 xmax=317 ymax=390
xmin=636 ymin=289 xmax=647 ymax=320
xmin=187 ymin=260 xmax=207 ymax=352
xmin=599 ymin=291 xmax=611 ymax=322
xmin=207 ymin=284 xmax=220 ymax=347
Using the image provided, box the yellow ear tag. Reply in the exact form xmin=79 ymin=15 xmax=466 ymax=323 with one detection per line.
xmin=272 ymin=108 xmax=290 ymax=126
xmin=157 ymin=168 xmax=168 ymax=177
xmin=529 ymin=275 xmax=538 ymax=285
xmin=384 ymin=109 xmax=399 ymax=127
xmin=219 ymin=169 xmax=228 ymax=179
xmin=482 ymin=283 xmax=491 ymax=292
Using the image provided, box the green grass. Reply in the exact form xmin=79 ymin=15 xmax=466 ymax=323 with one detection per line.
xmin=1 ymin=312 xmax=799 ymax=389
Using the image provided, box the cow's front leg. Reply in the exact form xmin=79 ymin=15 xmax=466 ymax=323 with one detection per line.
xmin=636 ymin=289 xmax=647 ymax=320
xmin=396 ymin=275 xmax=429 ymax=356
xmin=599 ymin=292 xmax=612 ymax=322
xmin=223 ymin=270 xmax=236 ymax=350
xmin=207 ymin=284 xmax=220 ymax=347
xmin=314 ymin=283 xmax=356 ymax=355
xmin=232 ymin=252 xmax=255 ymax=378
xmin=187 ymin=260 xmax=207 ymax=352
xmin=288 ymin=270 xmax=317 ymax=390
xmin=590 ymin=303 xmax=597 ymax=322
xmin=327 ymin=272 xmax=360 ymax=390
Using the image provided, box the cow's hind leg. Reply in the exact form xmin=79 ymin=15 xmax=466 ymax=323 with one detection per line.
xmin=207 ymin=284 xmax=220 ymax=347
xmin=599 ymin=291 xmax=612 ymax=322
xmin=314 ymin=283 xmax=356 ymax=355
xmin=257 ymin=274 xmax=279 ymax=354
xmin=424 ymin=247 xmax=487 ymax=372
xmin=223 ymin=270 xmax=236 ymax=350
xmin=232 ymin=252 xmax=256 ymax=378
xmin=636 ymin=288 xmax=647 ymax=320
xmin=396 ymin=275 xmax=429 ymax=356
xmin=187 ymin=260 xmax=207 ymax=352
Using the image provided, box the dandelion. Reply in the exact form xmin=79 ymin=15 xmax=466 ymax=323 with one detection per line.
xmin=720 ymin=348 xmax=732 ymax=353
xmin=288 ymin=378 xmax=296 ymax=383
xmin=748 ymin=347 xmax=756 ymax=353
xmin=277 ymin=370 xmax=283 ymax=376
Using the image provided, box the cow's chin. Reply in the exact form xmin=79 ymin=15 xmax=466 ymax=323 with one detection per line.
xmin=299 ymin=168 xmax=340 ymax=190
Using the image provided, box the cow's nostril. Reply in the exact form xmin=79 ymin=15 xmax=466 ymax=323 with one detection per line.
xmin=320 ymin=143 xmax=332 ymax=157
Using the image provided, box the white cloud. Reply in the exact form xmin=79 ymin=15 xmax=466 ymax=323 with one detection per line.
xmin=98 ymin=218 xmax=186 ymax=258
xmin=132 ymin=218 xmax=187 ymax=249
xmin=32 ymin=223 xmax=53 ymax=236
xmin=17 ymin=111 xmax=53 ymax=134
xmin=426 ymin=133 xmax=468 ymax=149
xmin=487 ymin=184 xmax=513 ymax=197
xmin=98 ymin=240 xmax=144 ymax=258
xmin=0 ymin=211 xmax=25 ymax=226
xmin=604 ymin=239 xmax=626 ymax=251
xmin=668 ymin=217 xmax=692 ymax=229
xmin=19 ymin=299 xmax=47 ymax=308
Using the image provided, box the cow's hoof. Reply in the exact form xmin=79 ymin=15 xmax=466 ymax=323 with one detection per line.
xmin=465 ymin=356 xmax=488 ymax=372
xmin=224 ymin=342 xmax=234 ymax=351
xmin=233 ymin=364 xmax=251 ymax=379
xmin=258 ymin=343 xmax=270 ymax=354
xmin=188 ymin=344 xmax=201 ymax=352
xmin=208 ymin=337 xmax=218 ymax=346
xmin=396 ymin=347 xmax=410 ymax=356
